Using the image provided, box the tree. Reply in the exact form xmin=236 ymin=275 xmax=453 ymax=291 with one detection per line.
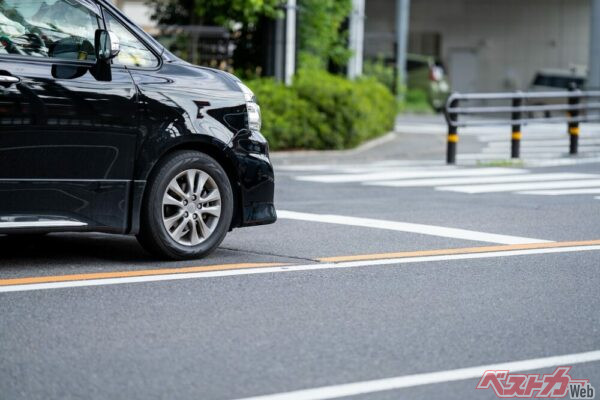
xmin=297 ymin=0 xmax=352 ymax=71
xmin=146 ymin=0 xmax=283 ymax=29
xmin=146 ymin=0 xmax=354 ymax=76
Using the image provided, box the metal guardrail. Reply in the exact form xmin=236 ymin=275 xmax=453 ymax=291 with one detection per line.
xmin=443 ymin=89 xmax=600 ymax=164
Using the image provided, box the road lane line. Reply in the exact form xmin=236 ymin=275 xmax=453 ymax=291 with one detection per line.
xmin=365 ymin=173 xmax=597 ymax=188
xmin=295 ymin=167 xmax=527 ymax=183
xmin=231 ymin=350 xmax=600 ymax=400
xmin=1 ymin=243 xmax=600 ymax=293
xmin=438 ymin=179 xmax=600 ymax=194
xmin=277 ymin=210 xmax=549 ymax=245
xmin=318 ymin=239 xmax=600 ymax=262
xmin=0 ymin=263 xmax=285 ymax=287
xmin=519 ymin=188 xmax=600 ymax=196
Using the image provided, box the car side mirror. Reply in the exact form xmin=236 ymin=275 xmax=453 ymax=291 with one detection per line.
xmin=95 ymin=29 xmax=120 ymax=62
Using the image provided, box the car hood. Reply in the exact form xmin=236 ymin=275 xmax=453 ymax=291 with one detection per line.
xmin=166 ymin=58 xmax=242 ymax=93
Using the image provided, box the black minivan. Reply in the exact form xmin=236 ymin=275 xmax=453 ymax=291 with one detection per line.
xmin=0 ymin=0 xmax=276 ymax=259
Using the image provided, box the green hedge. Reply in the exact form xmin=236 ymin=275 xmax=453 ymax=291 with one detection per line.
xmin=247 ymin=70 xmax=397 ymax=150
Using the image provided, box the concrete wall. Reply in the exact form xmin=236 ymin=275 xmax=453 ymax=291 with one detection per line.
xmin=365 ymin=0 xmax=591 ymax=92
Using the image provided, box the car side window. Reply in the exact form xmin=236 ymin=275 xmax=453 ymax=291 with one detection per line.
xmin=104 ymin=11 xmax=159 ymax=69
xmin=0 ymin=0 xmax=100 ymax=61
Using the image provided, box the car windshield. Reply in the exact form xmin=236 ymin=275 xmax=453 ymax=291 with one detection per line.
xmin=0 ymin=0 xmax=100 ymax=60
xmin=532 ymin=74 xmax=585 ymax=89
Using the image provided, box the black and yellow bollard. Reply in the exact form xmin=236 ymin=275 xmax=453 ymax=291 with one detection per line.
xmin=568 ymin=88 xmax=580 ymax=155
xmin=446 ymin=99 xmax=458 ymax=164
xmin=569 ymin=123 xmax=579 ymax=154
xmin=511 ymin=98 xmax=522 ymax=159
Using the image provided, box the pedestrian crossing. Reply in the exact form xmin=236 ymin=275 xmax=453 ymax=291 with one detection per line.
xmin=289 ymin=164 xmax=600 ymax=200
xmin=457 ymin=123 xmax=600 ymax=163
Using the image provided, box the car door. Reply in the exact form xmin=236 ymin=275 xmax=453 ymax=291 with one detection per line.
xmin=0 ymin=0 xmax=138 ymax=232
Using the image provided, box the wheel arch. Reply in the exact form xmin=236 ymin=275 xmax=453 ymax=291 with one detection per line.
xmin=129 ymin=138 xmax=243 ymax=235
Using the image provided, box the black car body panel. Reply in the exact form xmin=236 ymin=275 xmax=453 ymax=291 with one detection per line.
xmin=0 ymin=0 xmax=276 ymax=235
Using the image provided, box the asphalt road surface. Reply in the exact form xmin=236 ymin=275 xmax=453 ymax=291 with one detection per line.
xmin=1 ymin=134 xmax=600 ymax=399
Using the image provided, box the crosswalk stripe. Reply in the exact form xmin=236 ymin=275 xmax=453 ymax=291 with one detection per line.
xmin=486 ymin=140 xmax=600 ymax=147
xmin=438 ymin=179 xmax=600 ymax=194
xmin=457 ymin=153 xmax=586 ymax=160
xmin=482 ymin=146 xmax=600 ymax=153
xmin=365 ymin=173 xmax=597 ymax=188
xmin=518 ymin=188 xmax=600 ymax=196
xmin=296 ymin=167 xmax=528 ymax=183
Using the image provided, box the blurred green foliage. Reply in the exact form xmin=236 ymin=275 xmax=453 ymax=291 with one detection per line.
xmin=364 ymin=57 xmax=433 ymax=114
xmin=146 ymin=0 xmax=284 ymax=72
xmin=401 ymin=88 xmax=433 ymax=114
xmin=147 ymin=0 xmax=354 ymax=75
xmin=146 ymin=0 xmax=283 ymax=28
xmin=363 ymin=57 xmax=396 ymax=93
xmin=297 ymin=0 xmax=352 ymax=71
xmin=248 ymin=70 xmax=397 ymax=150
xmin=244 ymin=78 xmax=328 ymax=149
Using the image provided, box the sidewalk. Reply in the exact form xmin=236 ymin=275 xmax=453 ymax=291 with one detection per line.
xmin=271 ymin=114 xmax=482 ymax=166
xmin=271 ymin=114 xmax=600 ymax=167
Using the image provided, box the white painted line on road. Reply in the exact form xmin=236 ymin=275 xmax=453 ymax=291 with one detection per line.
xmin=295 ymin=168 xmax=527 ymax=183
xmin=277 ymin=210 xmax=549 ymax=245
xmin=518 ymin=188 xmax=600 ymax=196
xmin=486 ymin=139 xmax=600 ymax=147
xmin=366 ymin=173 xmax=596 ymax=188
xmin=438 ymin=179 xmax=600 ymax=194
xmin=457 ymin=153 xmax=570 ymax=160
xmin=1 ymin=244 xmax=599 ymax=293
xmin=232 ymin=349 xmax=600 ymax=400
xmin=483 ymin=146 xmax=600 ymax=153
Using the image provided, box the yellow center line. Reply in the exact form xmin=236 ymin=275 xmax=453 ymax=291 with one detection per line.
xmin=3 ymin=240 xmax=600 ymax=288
xmin=0 ymin=263 xmax=287 ymax=287
xmin=318 ymin=240 xmax=600 ymax=263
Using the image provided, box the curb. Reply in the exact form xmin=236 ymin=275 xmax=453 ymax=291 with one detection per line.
xmin=270 ymin=131 xmax=397 ymax=159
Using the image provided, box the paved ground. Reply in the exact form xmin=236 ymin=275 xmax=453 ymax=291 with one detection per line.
xmin=1 ymin=120 xmax=600 ymax=400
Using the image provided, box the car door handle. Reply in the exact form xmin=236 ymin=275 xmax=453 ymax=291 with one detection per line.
xmin=0 ymin=75 xmax=20 ymax=84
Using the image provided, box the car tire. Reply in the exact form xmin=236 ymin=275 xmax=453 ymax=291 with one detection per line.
xmin=137 ymin=150 xmax=234 ymax=260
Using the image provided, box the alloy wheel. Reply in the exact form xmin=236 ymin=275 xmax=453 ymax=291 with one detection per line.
xmin=161 ymin=169 xmax=222 ymax=246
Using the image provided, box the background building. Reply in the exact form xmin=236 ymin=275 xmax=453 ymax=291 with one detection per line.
xmin=115 ymin=0 xmax=598 ymax=92
xmin=366 ymin=0 xmax=591 ymax=92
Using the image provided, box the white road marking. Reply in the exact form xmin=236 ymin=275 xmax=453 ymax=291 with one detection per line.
xmin=296 ymin=168 xmax=527 ymax=183
xmin=486 ymin=139 xmax=600 ymax=147
xmin=482 ymin=146 xmax=600 ymax=153
xmin=1 ymin=245 xmax=599 ymax=293
xmin=232 ymin=349 xmax=600 ymax=400
xmin=277 ymin=211 xmax=548 ymax=244
xmin=519 ymin=188 xmax=600 ymax=196
xmin=457 ymin=153 xmax=575 ymax=160
xmin=438 ymin=179 xmax=600 ymax=194
xmin=365 ymin=173 xmax=595 ymax=188
xmin=278 ymin=164 xmax=453 ymax=174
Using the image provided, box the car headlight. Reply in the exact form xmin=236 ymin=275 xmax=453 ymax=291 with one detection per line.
xmin=246 ymin=102 xmax=262 ymax=132
xmin=237 ymin=82 xmax=262 ymax=132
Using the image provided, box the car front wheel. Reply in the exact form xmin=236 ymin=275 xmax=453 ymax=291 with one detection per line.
xmin=137 ymin=150 xmax=234 ymax=260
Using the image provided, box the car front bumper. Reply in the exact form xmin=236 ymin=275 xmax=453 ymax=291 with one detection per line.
xmin=232 ymin=139 xmax=277 ymax=228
